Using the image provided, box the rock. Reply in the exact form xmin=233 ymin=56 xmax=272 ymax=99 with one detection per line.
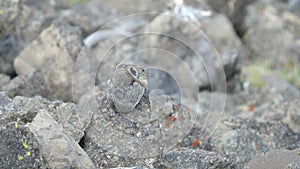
xmin=98 ymin=0 xmax=166 ymax=15
xmin=14 ymin=19 xmax=83 ymax=101
xmin=0 ymin=92 xmax=18 ymax=128
xmin=154 ymin=149 xmax=235 ymax=169
xmin=13 ymin=96 xmax=91 ymax=143
xmin=245 ymin=148 xmax=300 ymax=169
xmin=27 ymin=110 xmax=95 ymax=168
xmin=0 ymin=0 xmax=57 ymax=75
xmin=244 ymin=1 xmax=300 ymax=68
xmin=289 ymin=0 xmax=300 ymax=16
xmin=285 ymin=99 xmax=300 ymax=133
xmin=139 ymin=10 xmax=241 ymax=93
xmin=61 ymin=0 xmax=122 ymax=35
xmin=2 ymin=71 xmax=48 ymax=99
xmin=0 ymin=74 xmax=10 ymax=89
xmin=212 ymin=118 xmax=300 ymax=168
xmin=0 ymin=122 xmax=44 ymax=168
xmin=262 ymin=74 xmax=300 ymax=99
xmin=206 ymin=0 xmax=256 ymax=35
xmin=0 ymin=92 xmax=91 ymax=143
xmin=83 ymin=88 xmax=193 ymax=167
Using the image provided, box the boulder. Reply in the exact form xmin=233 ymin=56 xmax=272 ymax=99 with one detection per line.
xmin=245 ymin=148 xmax=300 ymax=169
xmin=14 ymin=19 xmax=83 ymax=101
xmin=27 ymin=110 xmax=95 ymax=168
xmin=0 ymin=0 xmax=57 ymax=75
xmin=244 ymin=1 xmax=300 ymax=68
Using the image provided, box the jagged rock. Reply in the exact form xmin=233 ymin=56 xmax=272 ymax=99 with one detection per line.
xmin=206 ymin=0 xmax=256 ymax=35
xmin=27 ymin=110 xmax=95 ymax=168
xmin=212 ymin=118 xmax=300 ymax=168
xmin=0 ymin=92 xmax=91 ymax=143
xmin=289 ymin=0 xmax=300 ymax=16
xmin=61 ymin=0 xmax=122 ymax=35
xmin=0 ymin=122 xmax=44 ymax=168
xmin=245 ymin=148 xmax=300 ymax=169
xmin=139 ymin=10 xmax=241 ymax=93
xmin=2 ymin=71 xmax=48 ymax=99
xmin=83 ymin=85 xmax=193 ymax=168
xmin=0 ymin=74 xmax=10 ymax=89
xmin=284 ymin=99 xmax=300 ymax=133
xmin=154 ymin=149 xmax=235 ymax=169
xmin=244 ymin=1 xmax=300 ymax=68
xmin=14 ymin=19 xmax=83 ymax=101
xmin=0 ymin=0 xmax=57 ymax=75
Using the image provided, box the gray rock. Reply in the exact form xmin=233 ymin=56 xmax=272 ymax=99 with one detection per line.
xmin=206 ymin=0 xmax=256 ymax=35
xmin=0 ymin=0 xmax=57 ymax=75
xmin=244 ymin=1 xmax=300 ymax=68
xmin=212 ymin=118 xmax=300 ymax=168
xmin=0 ymin=74 xmax=10 ymax=89
xmin=13 ymin=96 xmax=90 ymax=143
xmin=84 ymin=91 xmax=192 ymax=168
xmin=0 ymin=92 xmax=18 ymax=128
xmin=14 ymin=19 xmax=83 ymax=101
xmin=154 ymin=149 xmax=235 ymax=169
xmin=27 ymin=110 xmax=95 ymax=168
xmin=139 ymin=10 xmax=241 ymax=93
xmin=2 ymin=71 xmax=48 ymax=99
xmin=0 ymin=122 xmax=44 ymax=168
xmin=61 ymin=0 xmax=122 ymax=35
xmin=289 ymin=0 xmax=300 ymax=16
xmin=0 ymin=92 xmax=91 ymax=143
xmin=245 ymin=148 xmax=300 ymax=169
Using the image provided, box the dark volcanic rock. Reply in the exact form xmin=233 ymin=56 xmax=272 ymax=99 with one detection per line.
xmin=154 ymin=148 xmax=235 ymax=169
xmin=0 ymin=122 xmax=44 ymax=168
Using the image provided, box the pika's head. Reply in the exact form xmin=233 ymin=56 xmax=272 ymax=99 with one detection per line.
xmin=116 ymin=64 xmax=148 ymax=87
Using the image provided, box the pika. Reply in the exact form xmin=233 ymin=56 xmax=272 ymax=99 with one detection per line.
xmin=107 ymin=64 xmax=147 ymax=113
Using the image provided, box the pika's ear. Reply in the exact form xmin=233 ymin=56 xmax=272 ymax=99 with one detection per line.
xmin=116 ymin=64 xmax=126 ymax=70
xmin=127 ymin=66 xmax=138 ymax=78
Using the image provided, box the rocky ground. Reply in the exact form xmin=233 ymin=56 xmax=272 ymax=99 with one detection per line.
xmin=0 ymin=0 xmax=300 ymax=168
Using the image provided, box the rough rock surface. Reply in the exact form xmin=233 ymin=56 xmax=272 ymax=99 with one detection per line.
xmin=245 ymin=148 xmax=300 ymax=169
xmin=0 ymin=1 xmax=299 ymax=168
xmin=139 ymin=10 xmax=241 ymax=93
xmin=154 ymin=149 xmax=235 ymax=169
xmin=206 ymin=0 xmax=256 ymax=35
xmin=244 ymin=1 xmax=300 ymax=67
xmin=0 ymin=74 xmax=10 ymax=89
xmin=212 ymin=118 xmax=300 ymax=168
xmin=27 ymin=110 xmax=95 ymax=168
xmin=61 ymin=0 xmax=122 ymax=35
xmin=2 ymin=71 xmax=48 ymax=99
xmin=14 ymin=19 xmax=83 ymax=101
xmin=0 ymin=0 xmax=57 ymax=75
xmin=0 ymin=122 xmax=44 ymax=168
xmin=0 ymin=92 xmax=90 ymax=142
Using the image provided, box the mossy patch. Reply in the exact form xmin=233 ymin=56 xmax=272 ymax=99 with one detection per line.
xmin=241 ymin=61 xmax=300 ymax=89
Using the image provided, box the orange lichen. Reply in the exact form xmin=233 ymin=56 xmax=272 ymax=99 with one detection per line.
xmin=192 ymin=139 xmax=199 ymax=148
xmin=248 ymin=105 xmax=255 ymax=112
